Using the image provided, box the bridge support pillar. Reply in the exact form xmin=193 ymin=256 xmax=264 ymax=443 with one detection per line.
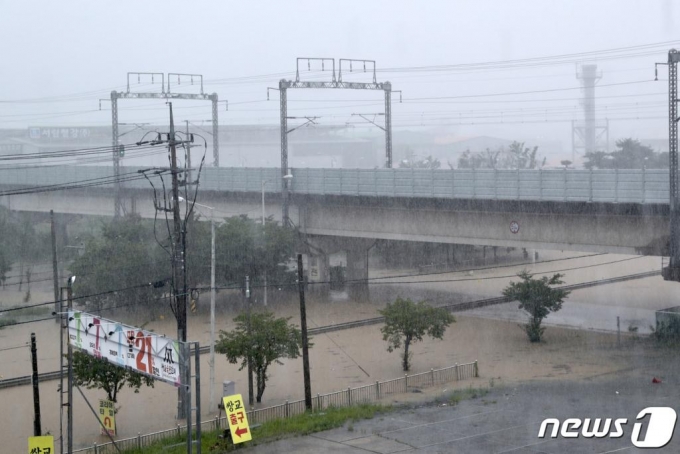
xmin=346 ymin=248 xmax=369 ymax=302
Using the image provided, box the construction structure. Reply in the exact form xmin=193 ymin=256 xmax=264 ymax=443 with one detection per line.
xmin=269 ymin=58 xmax=400 ymax=224
xmin=572 ymin=64 xmax=609 ymax=164
xmin=109 ymin=72 xmax=221 ymax=217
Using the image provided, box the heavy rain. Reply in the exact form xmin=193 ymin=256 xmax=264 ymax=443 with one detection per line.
xmin=1 ymin=1 xmax=679 ymax=453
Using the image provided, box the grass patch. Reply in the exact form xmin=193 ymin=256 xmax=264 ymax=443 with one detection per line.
xmin=10 ymin=306 xmax=51 ymax=318
xmin=121 ymin=403 xmax=391 ymax=453
xmin=435 ymin=386 xmax=489 ymax=407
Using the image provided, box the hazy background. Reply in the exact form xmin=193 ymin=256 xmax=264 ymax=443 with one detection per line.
xmin=0 ymin=0 xmax=677 ymax=166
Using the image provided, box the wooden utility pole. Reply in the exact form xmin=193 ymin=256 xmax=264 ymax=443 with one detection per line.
xmin=50 ymin=211 xmax=59 ymax=322
xmin=297 ymin=254 xmax=312 ymax=410
xmin=30 ymin=333 xmax=41 ymax=436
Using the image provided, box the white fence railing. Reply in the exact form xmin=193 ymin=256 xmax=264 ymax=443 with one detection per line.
xmin=73 ymin=360 xmax=479 ymax=453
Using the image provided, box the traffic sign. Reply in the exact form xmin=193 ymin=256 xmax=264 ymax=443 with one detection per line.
xmin=510 ymin=220 xmax=520 ymax=234
xmin=28 ymin=435 xmax=54 ymax=454
xmin=99 ymin=399 xmax=116 ymax=436
xmin=222 ymin=393 xmax=252 ymax=444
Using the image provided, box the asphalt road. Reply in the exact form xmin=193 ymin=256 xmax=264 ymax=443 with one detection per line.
xmin=247 ymin=361 xmax=680 ymax=453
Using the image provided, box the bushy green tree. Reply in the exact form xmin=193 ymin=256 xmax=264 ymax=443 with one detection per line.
xmin=70 ymin=214 xmax=168 ymax=314
xmin=457 ymin=141 xmax=544 ymax=170
xmin=216 ymin=311 xmax=303 ymax=403
xmin=379 ymin=298 xmax=455 ymax=371
xmin=400 ymin=155 xmax=441 ymax=169
xmin=584 ymin=138 xmax=667 ymax=169
xmin=502 ymin=271 xmax=570 ymax=342
xmin=213 ymin=215 xmax=296 ymax=291
xmin=72 ymin=351 xmax=154 ymax=403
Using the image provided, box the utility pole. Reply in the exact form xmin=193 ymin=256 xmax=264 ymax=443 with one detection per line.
xmin=67 ymin=276 xmax=75 ymax=454
xmin=50 ymin=210 xmax=59 ymax=322
xmin=245 ymin=275 xmax=254 ymax=406
xmin=31 ymin=333 xmax=41 ymax=436
xmin=297 ymin=254 xmax=312 ymax=410
xmin=169 ymin=103 xmax=189 ymax=418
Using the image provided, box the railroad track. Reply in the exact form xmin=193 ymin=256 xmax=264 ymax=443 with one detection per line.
xmin=0 ymin=269 xmax=660 ymax=390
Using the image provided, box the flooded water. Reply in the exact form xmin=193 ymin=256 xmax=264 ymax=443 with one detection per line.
xmin=0 ymin=251 xmax=676 ymax=452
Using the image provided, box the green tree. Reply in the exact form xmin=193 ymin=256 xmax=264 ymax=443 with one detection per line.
xmin=456 ymin=142 xmax=544 ymax=170
xmin=502 ymin=271 xmax=570 ymax=342
xmin=213 ymin=215 xmax=296 ymax=291
xmin=379 ymin=298 xmax=456 ymax=371
xmin=72 ymin=351 xmax=154 ymax=403
xmin=216 ymin=311 xmax=303 ymax=403
xmin=70 ymin=214 xmax=168 ymax=314
xmin=399 ymin=155 xmax=441 ymax=169
xmin=584 ymin=138 xmax=668 ymax=169
xmin=506 ymin=141 xmax=544 ymax=169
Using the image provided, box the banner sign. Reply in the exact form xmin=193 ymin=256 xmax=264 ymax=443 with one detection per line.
xmin=99 ymin=399 xmax=116 ymax=436
xmin=68 ymin=311 xmax=183 ymax=386
xmin=28 ymin=435 xmax=54 ymax=454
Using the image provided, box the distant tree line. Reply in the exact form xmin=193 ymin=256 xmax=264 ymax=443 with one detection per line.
xmin=583 ymin=138 xmax=667 ymax=169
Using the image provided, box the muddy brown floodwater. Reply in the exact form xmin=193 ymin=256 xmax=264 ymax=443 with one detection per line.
xmin=0 ymin=251 xmax=676 ymax=452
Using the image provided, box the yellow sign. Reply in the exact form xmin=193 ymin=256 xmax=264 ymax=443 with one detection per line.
xmin=28 ymin=435 xmax=54 ymax=454
xmin=98 ymin=399 xmax=116 ymax=436
xmin=222 ymin=393 xmax=252 ymax=443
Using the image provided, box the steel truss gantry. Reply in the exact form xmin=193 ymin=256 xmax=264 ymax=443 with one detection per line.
xmin=269 ymin=58 xmax=400 ymax=224
xmin=658 ymin=49 xmax=680 ymax=280
xmin=110 ymin=72 xmax=223 ymax=217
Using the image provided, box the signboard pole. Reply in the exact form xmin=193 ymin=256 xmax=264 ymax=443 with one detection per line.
xmin=30 ymin=333 xmax=41 ymax=436
xmin=186 ymin=343 xmax=192 ymax=454
xmin=194 ymin=342 xmax=202 ymax=454
xmin=67 ymin=277 xmax=74 ymax=454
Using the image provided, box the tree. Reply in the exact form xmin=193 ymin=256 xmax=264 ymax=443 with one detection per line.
xmin=502 ymin=271 xmax=570 ymax=342
xmin=213 ymin=215 xmax=296 ymax=292
xmin=70 ymin=214 xmax=168 ymax=314
xmin=379 ymin=298 xmax=455 ymax=371
xmin=72 ymin=351 xmax=154 ymax=403
xmin=584 ymin=138 xmax=668 ymax=169
xmin=456 ymin=148 xmax=500 ymax=169
xmin=456 ymin=142 xmax=544 ymax=170
xmin=399 ymin=155 xmax=441 ymax=169
xmin=216 ymin=311 xmax=303 ymax=403
xmin=506 ymin=141 xmax=545 ymax=169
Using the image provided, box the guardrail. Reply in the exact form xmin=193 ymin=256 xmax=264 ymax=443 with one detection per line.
xmin=0 ymin=166 xmax=670 ymax=204
xmin=72 ymin=360 xmax=479 ymax=453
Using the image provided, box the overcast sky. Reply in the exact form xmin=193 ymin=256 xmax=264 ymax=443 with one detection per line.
xmin=0 ymin=0 xmax=677 ymax=155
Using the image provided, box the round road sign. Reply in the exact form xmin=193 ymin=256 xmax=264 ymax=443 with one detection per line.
xmin=510 ymin=220 xmax=520 ymax=234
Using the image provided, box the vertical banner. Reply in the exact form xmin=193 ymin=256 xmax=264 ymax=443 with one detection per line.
xmin=222 ymin=394 xmax=252 ymax=443
xmin=98 ymin=399 xmax=116 ymax=436
xmin=28 ymin=435 xmax=54 ymax=454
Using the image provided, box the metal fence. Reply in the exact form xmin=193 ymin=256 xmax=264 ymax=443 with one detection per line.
xmin=72 ymin=360 xmax=479 ymax=453
xmin=0 ymin=165 xmax=670 ymax=204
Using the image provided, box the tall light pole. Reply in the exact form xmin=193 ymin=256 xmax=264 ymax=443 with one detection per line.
xmin=261 ymin=180 xmax=270 ymax=307
xmin=181 ymin=198 xmax=216 ymax=411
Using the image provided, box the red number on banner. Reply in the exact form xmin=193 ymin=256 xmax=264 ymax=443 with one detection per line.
xmin=135 ymin=331 xmax=153 ymax=373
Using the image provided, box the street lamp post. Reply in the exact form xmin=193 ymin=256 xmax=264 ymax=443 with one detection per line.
xmin=262 ymin=180 xmax=270 ymax=307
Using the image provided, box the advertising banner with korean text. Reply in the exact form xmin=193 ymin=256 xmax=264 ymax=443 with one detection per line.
xmin=68 ymin=311 xmax=183 ymax=386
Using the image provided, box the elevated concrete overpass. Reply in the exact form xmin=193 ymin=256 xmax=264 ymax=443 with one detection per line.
xmin=0 ymin=165 xmax=669 ymax=255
